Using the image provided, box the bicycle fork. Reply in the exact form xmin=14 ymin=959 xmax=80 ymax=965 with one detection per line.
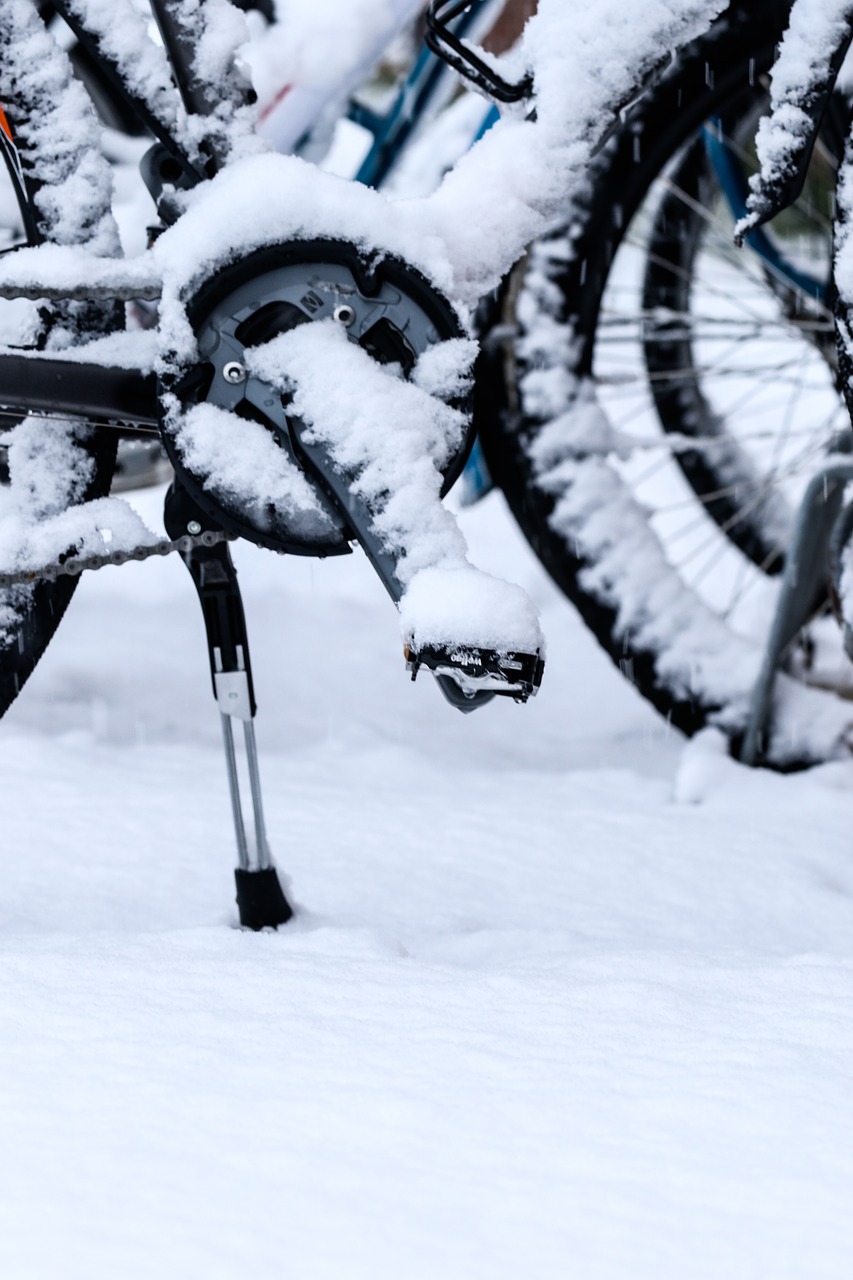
xmin=164 ymin=483 xmax=293 ymax=929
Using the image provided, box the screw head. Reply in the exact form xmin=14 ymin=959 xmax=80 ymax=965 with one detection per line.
xmin=223 ymin=361 xmax=247 ymax=384
xmin=187 ymin=520 xmax=202 ymax=535
xmin=333 ymin=303 xmax=356 ymax=327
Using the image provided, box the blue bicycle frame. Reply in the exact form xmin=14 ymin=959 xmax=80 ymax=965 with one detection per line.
xmin=349 ymin=0 xmax=500 ymax=190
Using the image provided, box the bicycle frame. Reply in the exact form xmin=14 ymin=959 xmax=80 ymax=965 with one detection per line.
xmin=349 ymin=1 xmax=500 ymax=189
xmin=0 ymin=0 xmax=828 ymax=445
xmin=0 ymin=0 xmax=224 ymax=430
xmin=0 ymin=0 xmax=500 ymax=431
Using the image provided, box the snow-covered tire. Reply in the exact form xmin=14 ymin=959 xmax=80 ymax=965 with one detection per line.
xmin=0 ymin=2 xmax=121 ymax=718
xmin=477 ymin=0 xmax=853 ymax=766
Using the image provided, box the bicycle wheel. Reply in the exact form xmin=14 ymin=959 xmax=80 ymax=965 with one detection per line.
xmin=641 ymin=92 xmax=844 ymax=572
xmin=0 ymin=4 xmax=121 ymax=718
xmin=478 ymin=0 xmax=853 ymax=766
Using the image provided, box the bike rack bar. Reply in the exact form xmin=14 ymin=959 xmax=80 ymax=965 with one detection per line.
xmin=740 ymin=456 xmax=853 ymax=766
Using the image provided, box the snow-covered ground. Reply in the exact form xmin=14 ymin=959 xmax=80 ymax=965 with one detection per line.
xmin=2 ymin=481 xmax=852 ymax=1279
xmin=2 ymin=1 xmax=853 ymax=1271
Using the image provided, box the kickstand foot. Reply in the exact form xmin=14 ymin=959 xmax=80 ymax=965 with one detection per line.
xmin=235 ymin=866 xmax=293 ymax=930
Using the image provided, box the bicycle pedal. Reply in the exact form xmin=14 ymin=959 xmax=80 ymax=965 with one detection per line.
xmin=405 ymin=642 xmax=544 ymax=702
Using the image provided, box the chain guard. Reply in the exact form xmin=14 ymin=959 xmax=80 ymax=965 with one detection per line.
xmin=159 ymin=239 xmax=471 ymax=556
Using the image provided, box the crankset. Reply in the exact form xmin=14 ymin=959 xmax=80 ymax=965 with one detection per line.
xmin=160 ymin=237 xmax=542 ymax=713
xmin=160 ymin=238 xmax=472 ymax=558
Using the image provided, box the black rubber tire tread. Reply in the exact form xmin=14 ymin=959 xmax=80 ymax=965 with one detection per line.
xmin=477 ymin=0 xmax=806 ymax=746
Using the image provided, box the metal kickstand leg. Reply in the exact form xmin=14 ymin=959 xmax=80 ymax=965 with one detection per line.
xmin=164 ymin=484 xmax=293 ymax=929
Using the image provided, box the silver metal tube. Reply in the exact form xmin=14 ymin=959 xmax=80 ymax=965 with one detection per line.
xmin=220 ymin=712 xmax=250 ymax=870
xmin=242 ymin=720 xmax=271 ymax=871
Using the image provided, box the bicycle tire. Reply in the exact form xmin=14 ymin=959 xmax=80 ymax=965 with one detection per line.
xmin=0 ymin=5 xmax=121 ymax=719
xmin=477 ymin=0 xmax=853 ymax=766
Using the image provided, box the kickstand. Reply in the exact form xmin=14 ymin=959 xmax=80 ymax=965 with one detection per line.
xmin=164 ymin=484 xmax=293 ymax=929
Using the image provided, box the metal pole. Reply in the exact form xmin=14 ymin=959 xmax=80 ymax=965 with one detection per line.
xmin=220 ymin=711 xmax=250 ymax=871
xmin=242 ymin=720 xmax=271 ymax=871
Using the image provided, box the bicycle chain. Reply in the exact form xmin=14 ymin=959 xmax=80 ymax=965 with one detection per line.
xmin=0 ymin=528 xmax=237 ymax=588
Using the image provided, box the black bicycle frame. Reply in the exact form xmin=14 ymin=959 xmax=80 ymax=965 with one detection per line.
xmin=0 ymin=353 xmax=158 ymax=430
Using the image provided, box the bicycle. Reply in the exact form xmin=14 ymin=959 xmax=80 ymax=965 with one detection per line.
xmin=354 ymin=0 xmax=853 ymax=772
xmin=0 ymin=0 xmax=500 ymax=490
xmin=474 ymin=0 xmax=853 ymax=770
xmin=256 ymin=0 xmax=853 ymax=776
xmin=0 ymin=0 xmax=849 ymax=928
xmin=0 ymin=0 xmax=551 ymax=927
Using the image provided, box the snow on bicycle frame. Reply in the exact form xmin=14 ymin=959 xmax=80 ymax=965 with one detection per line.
xmin=0 ymin=0 xmax=728 ymax=708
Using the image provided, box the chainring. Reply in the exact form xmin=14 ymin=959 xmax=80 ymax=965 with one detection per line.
xmin=159 ymin=239 xmax=472 ymax=555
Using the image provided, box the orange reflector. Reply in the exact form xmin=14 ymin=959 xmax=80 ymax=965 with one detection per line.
xmin=0 ymin=106 xmax=12 ymax=141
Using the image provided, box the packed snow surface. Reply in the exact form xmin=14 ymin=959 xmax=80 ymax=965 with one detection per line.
xmin=1 ymin=486 xmax=851 ymax=1279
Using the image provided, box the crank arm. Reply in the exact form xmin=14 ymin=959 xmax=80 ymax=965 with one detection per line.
xmin=290 ymin=423 xmax=543 ymax=711
xmin=291 ymin=426 xmax=497 ymax=711
xmin=288 ymin=422 xmax=404 ymax=601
